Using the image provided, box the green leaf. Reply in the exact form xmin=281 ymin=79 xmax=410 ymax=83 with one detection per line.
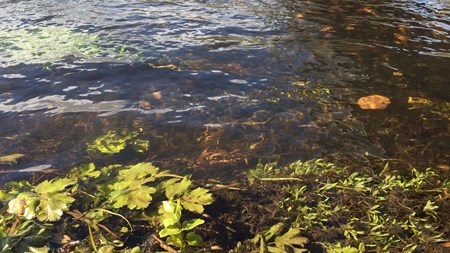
xmin=118 ymin=162 xmax=159 ymax=180
xmin=0 ymin=190 xmax=15 ymax=202
xmin=267 ymin=246 xmax=287 ymax=253
xmin=263 ymin=222 xmax=285 ymax=241
xmin=131 ymin=139 xmax=150 ymax=153
xmin=181 ymin=187 xmax=214 ymax=213
xmin=128 ymin=247 xmax=141 ymax=253
xmin=34 ymin=178 xmax=75 ymax=195
xmin=110 ymin=185 xmax=155 ymax=210
xmin=159 ymin=224 xmax=182 ymax=237
xmin=186 ymin=232 xmax=203 ymax=246
xmin=166 ymin=233 xmax=184 ymax=248
xmin=87 ymin=129 xmax=149 ymax=155
xmin=69 ymin=163 xmax=100 ymax=179
xmin=273 ymin=227 xmax=308 ymax=252
xmin=27 ymin=246 xmax=50 ymax=253
xmin=36 ymin=192 xmax=74 ymax=221
xmin=98 ymin=245 xmax=115 ymax=253
xmin=85 ymin=209 xmax=109 ymax=225
xmin=181 ymin=218 xmax=205 ymax=231
xmin=159 ymin=200 xmax=182 ymax=227
xmin=165 ymin=177 xmax=192 ymax=200
xmin=328 ymin=244 xmax=359 ymax=253
xmin=89 ymin=130 xmax=128 ymax=154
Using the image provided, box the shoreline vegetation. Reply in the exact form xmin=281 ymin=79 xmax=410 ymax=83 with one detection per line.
xmin=0 ymin=130 xmax=449 ymax=252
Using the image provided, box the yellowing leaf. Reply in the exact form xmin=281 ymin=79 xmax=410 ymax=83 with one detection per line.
xmin=7 ymin=192 xmax=38 ymax=218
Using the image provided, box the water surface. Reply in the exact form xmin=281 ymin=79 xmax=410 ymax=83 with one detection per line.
xmin=0 ymin=0 xmax=449 ymax=182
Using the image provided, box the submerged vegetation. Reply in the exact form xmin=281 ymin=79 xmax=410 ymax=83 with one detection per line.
xmin=0 ymin=25 xmax=143 ymax=66
xmin=0 ymin=130 xmax=448 ymax=252
xmin=0 ymin=162 xmax=214 ymax=252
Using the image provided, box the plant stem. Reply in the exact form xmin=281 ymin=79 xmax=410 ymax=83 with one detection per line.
xmin=151 ymin=234 xmax=179 ymax=253
xmin=88 ymin=225 xmax=98 ymax=252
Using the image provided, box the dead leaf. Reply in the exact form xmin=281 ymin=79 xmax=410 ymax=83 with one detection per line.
xmin=139 ymin=100 xmax=151 ymax=110
xmin=345 ymin=24 xmax=356 ymax=31
xmin=441 ymin=242 xmax=450 ymax=248
xmin=437 ymin=165 xmax=449 ymax=171
xmin=321 ymin=26 xmax=334 ymax=33
xmin=359 ymin=7 xmax=377 ymax=15
xmin=149 ymin=64 xmax=178 ymax=70
xmin=394 ymin=33 xmax=408 ymax=44
xmin=357 ymin=95 xmax=391 ymax=110
xmin=0 ymin=153 xmax=25 ymax=164
xmin=152 ymin=91 xmax=162 ymax=100
xmin=292 ymin=81 xmax=306 ymax=86
xmin=61 ymin=235 xmax=72 ymax=244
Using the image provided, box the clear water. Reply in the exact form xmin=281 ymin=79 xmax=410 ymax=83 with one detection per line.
xmin=0 ymin=0 xmax=449 ymax=182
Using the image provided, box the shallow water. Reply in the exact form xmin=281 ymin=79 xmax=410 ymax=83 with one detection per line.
xmin=0 ymin=0 xmax=449 ymax=182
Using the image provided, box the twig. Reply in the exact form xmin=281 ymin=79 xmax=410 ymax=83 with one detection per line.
xmin=8 ymin=216 xmax=21 ymax=236
xmin=207 ymin=183 xmax=245 ymax=191
xmin=151 ymin=234 xmax=179 ymax=253
xmin=201 ymin=213 xmax=236 ymax=234
xmin=97 ymin=223 xmax=119 ymax=239
xmin=256 ymin=177 xmax=302 ymax=182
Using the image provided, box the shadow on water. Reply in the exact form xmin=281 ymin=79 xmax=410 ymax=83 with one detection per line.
xmin=0 ymin=0 xmax=449 ymax=182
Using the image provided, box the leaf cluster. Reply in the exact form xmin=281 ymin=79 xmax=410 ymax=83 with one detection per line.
xmin=0 ymin=161 xmax=214 ymax=252
xmin=87 ymin=128 xmax=150 ymax=155
xmin=247 ymin=160 xmax=448 ymax=252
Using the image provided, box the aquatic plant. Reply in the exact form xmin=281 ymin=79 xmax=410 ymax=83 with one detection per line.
xmin=0 ymin=26 xmax=100 ymax=66
xmin=246 ymin=160 xmax=449 ymax=252
xmin=0 ymin=126 xmax=448 ymax=252
xmin=87 ymin=128 xmax=150 ymax=155
xmin=0 ymin=25 xmax=143 ymax=67
xmin=0 ymin=162 xmax=214 ymax=252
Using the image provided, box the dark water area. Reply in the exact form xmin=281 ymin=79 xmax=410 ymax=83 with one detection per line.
xmin=0 ymin=0 xmax=449 ymax=182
